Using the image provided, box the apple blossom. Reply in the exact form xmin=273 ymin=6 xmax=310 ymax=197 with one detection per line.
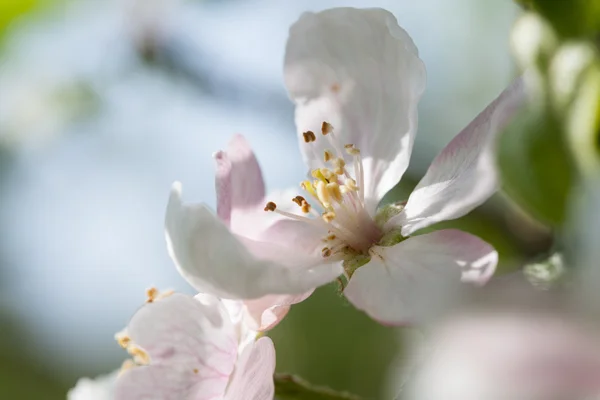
xmin=166 ymin=7 xmax=524 ymax=325
xmin=113 ymin=292 xmax=275 ymax=400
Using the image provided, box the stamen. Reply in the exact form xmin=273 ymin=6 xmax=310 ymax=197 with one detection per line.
xmin=345 ymin=144 xmax=361 ymax=156
xmin=321 ymin=121 xmax=333 ymax=135
xmin=128 ymin=345 xmax=151 ymax=365
xmin=115 ymin=331 xmax=131 ymax=349
xmin=326 ymin=182 xmax=343 ymax=203
xmin=264 ymin=202 xmax=277 ymax=212
xmin=322 ymin=211 xmax=336 ymax=223
xmin=146 ymin=287 xmax=158 ymax=303
xmin=344 ymin=178 xmax=359 ymax=192
xmin=292 ymin=196 xmax=306 ymax=206
xmin=324 ymin=150 xmax=334 ymax=162
xmin=301 ymin=201 xmax=311 ymax=214
xmin=332 ymin=158 xmax=345 ymax=175
xmin=316 ymin=181 xmax=331 ymax=208
xmin=302 ymin=131 xmax=316 ymax=143
xmin=322 ymin=247 xmax=332 ymax=257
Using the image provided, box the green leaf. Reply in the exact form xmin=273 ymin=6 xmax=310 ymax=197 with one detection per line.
xmin=498 ymin=100 xmax=575 ymax=226
xmin=275 ymin=374 xmax=363 ymax=400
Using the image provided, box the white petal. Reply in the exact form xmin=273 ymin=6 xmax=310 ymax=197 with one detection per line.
xmin=224 ymin=337 xmax=276 ymax=400
xmin=243 ymin=291 xmax=313 ymax=331
xmin=344 ymin=230 xmax=497 ymax=325
xmin=165 ymin=183 xmax=342 ymax=299
xmin=285 ymin=8 xmax=426 ymax=212
xmin=114 ymin=293 xmax=237 ymax=400
xmin=68 ymin=371 xmax=118 ymax=400
xmin=395 ymin=78 xmax=525 ymax=236
xmin=214 ymin=134 xmax=266 ymax=227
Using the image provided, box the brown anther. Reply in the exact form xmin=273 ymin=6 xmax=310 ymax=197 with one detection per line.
xmin=193 ymin=368 xmax=199 ymax=374
xmin=264 ymin=201 xmax=277 ymax=212
xmin=302 ymin=131 xmax=316 ymax=143
xmin=330 ymin=83 xmax=341 ymax=93
xmin=326 ymin=233 xmax=337 ymax=241
xmin=324 ymin=150 xmax=334 ymax=162
xmin=292 ymin=196 xmax=306 ymax=206
xmin=322 ymin=247 xmax=332 ymax=257
xmin=146 ymin=287 xmax=158 ymax=303
xmin=301 ymin=201 xmax=311 ymax=214
xmin=321 ymin=121 xmax=333 ymax=135
xmin=322 ymin=211 xmax=336 ymax=223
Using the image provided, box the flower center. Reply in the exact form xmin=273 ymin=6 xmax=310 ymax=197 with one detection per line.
xmin=264 ymin=122 xmax=382 ymax=258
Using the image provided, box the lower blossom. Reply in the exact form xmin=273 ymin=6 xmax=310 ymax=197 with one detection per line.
xmin=113 ymin=292 xmax=276 ymax=400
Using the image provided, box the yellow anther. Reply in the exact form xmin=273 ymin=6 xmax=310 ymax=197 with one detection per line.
xmin=301 ymin=180 xmax=317 ymax=199
xmin=332 ymin=158 xmax=346 ymax=175
xmin=322 ymin=247 xmax=332 ymax=257
xmin=311 ymin=169 xmax=328 ymax=182
xmin=264 ymin=201 xmax=277 ymax=212
xmin=326 ymin=233 xmax=337 ymax=241
xmin=322 ymin=211 xmax=336 ymax=223
xmin=316 ymin=181 xmax=331 ymax=208
xmin=146 ymin=287 xmax=159 ymax=303
xmin=345 ymin=178 xmax=359 ymax=191
xmin=302 ymin=131 xmax=316 ymax=143
xmin=115 ymin=331 xmax=131 ymax=349
xmin=345 ymin=144 xmax=361 ymax=156
xmin=128 ymin=345 xmax=151 ymax=365
xmin=321 ymin=121 xmax=334 ymax=135
xmin=326 ymin=182 xmax=343 ymax=203
xmin=324 ymin=150 xmax=334 ymax=162
xmin=319 ymin=168 xmax=335 ymax=181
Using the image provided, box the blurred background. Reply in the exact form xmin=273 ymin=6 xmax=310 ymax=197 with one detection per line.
xmin=0 ymin=0 xmax=549 ymax=398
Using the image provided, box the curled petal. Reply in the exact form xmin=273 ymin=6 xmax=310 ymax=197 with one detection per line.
xmin=224 ymin=337 xmax=276 ymax=400
xmin=285 ymin=7 xmax=426 ymax=212
xmin=393 ymin=78 xmax=525 ymax=236
xmin=114 ymin=293 xmax=237 ymax=400
xmin=344 ymin=230 xmax=497 ymax=325
xmin=243 ymin=291 xmax=313 ymax=331
xmin=166 ymin=183 xmax=342 ymax=299
xmin=214 ymin=134 xmax=266 ymax=227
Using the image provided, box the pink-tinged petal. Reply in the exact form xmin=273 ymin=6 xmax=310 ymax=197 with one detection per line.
xmin=166 ymin=183 xmax=342 ymax=299
xmin=284 ymin=8 xmax=426 ymax=212
xmin=394 ymin=78 xmax=525 ymax=236
xmin=243 ymin=291 xmax=313 ymax=331
xmin=224 ymin=337 xmax=276 ymax=400
xmin=68 ymin=371 xmax=117 ymax=400
xmin=114 ymin=294 xmax=237 ymax=400
xmin=344 ymin=230 xmax=497 ymax=325
xmin=409 ymin=313 xmax=600 ymax=400
xmin=214 ymin=135 xmax=266 ymax=227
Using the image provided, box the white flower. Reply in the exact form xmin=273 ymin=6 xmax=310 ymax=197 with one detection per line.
xmin=114 ymin=293 xmax=275 ymax=400
xmin=165 ymin=7 xmax=524 ymax=325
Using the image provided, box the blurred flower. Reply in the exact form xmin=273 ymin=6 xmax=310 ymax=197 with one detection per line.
xmin=403 ymin=280 xmax=600 ymax=400
xmin=68 ymin=370 xmax=117 ymax=400
xmin=165 ymin=7 xmax=524 ymax=326
xmin=114 ymin=292 xmax=275 ymax=400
